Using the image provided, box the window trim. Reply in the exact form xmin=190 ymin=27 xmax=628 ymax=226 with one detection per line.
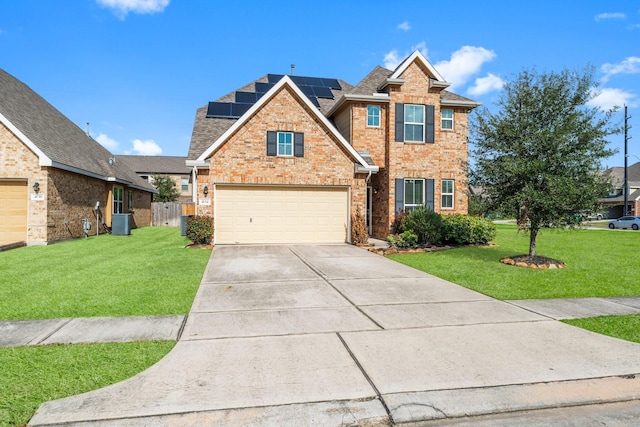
xmin=404 ymin=104 xmax=425 ymax=142
xmin=404 ymin=178 xmax=425 ymax=211
xmin=441 ymin=179 xmax=454 ymax=209
xmin=113 ymin=186 xmax=124 ymax=214
xmin=441 ymin=108 xmax=454 ymax=131
xmin=277 ymin=131 xmax=293 ymax=157
xmin=367 ymin=105 xmax=380 ymax=127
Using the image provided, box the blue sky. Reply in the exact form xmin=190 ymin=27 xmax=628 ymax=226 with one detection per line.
xmin=1 ymin=0 xmax=638 ymax=167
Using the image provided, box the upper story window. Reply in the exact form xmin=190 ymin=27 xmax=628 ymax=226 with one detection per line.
xmin=267 ymin=131 xmax=304 ymax=157
xmin=277 ymin=132 xmax=293 ymax=156
xmin=404 ymin=104 xmax=425 ymax=142
xmin=441 ymin=179 xmax=454 ymax=209
xmin=128 ymin=190 xmax=134 ymax=211
xmin=441 ymin=108 xmax=454 ymax=130
xmin=367 ymin=105 xmax=380 ymax=127
xmin=113 ymin=186 xmax=124 ymax=214
xmin=395 ymin=103 xmax=435 ymax=143
xmin=181 ymin=178 xmax=189 ymax=191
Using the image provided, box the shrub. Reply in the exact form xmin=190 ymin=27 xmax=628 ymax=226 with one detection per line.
xmin=351 ymin=209 xmax=369 ymax=245
xmin=401 ymin=207 xmax=444 ymax=245
xmin=186 ymin=216 xmax=214 ymax=245
xmin=391 ymin=210 xmax=408 ymax=234
xmin=387 ymin=230 xmax=418 ymax=248
xmin=442 ymin=214 xmax=496 ymax=245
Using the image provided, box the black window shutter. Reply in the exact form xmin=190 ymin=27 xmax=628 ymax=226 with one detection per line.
xmin=395 ymin=178 xmax=404 ymax=214
xmin=294 ymin=132 xmax=304 ymax=157
xmin=426 ymin=178 xmax=435 ymax=210
xmin=266 ymin=131 xmax=277 ymax=156
xmin=395 ymin=103 xmax=404 ymax=142
xmin=426 ymin=105 xmax=435 ymax=143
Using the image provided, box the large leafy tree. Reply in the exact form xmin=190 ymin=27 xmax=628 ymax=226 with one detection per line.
xmin=152 ymin=175 xmax=181 ymax=202
xmin=470 ymin=66 xmax=619 ymax=258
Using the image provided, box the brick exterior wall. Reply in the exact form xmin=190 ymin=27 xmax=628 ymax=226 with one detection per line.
xmin=343 ymin=61 xmax=470 ymax=239
xmin=1 ymin=122 xmax=152 ymax=245
xmin=197 ymin=85 xmax=368 ymax=235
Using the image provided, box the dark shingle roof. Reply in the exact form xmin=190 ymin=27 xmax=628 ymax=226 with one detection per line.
xmin=0 ymin=68 xmax=153 ymax=191
xmin=188 ymin=74 xmax=353 ymax=160
xmin=350 ymin=66 xmax=393 ymax=95
xmin=118 ymin=155 xmax=190 ymax=175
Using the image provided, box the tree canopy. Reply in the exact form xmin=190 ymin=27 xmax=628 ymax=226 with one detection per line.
xmin=470 ymin=66 xmax=619 ymax=258
xmin=152 ymin=175 xmax=181 ymax=202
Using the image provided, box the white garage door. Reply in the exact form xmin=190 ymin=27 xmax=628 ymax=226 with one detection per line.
xmin=215 ymin=186 xmax=349 ymax=244
xmin=0 ymin=181 xmax=28 ymax=246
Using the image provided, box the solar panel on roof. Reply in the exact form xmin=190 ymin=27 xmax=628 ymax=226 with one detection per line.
xmin=298 ymin=85 xmax=315 ymax=97
xmin=255 ymin=82 xmax=275 ymax=93
xmin=304 ymin=77 xmax=324 ymax=87
xmin=312 ymin=86 xmax=334 ymax=99
xmin=231 ymin=103 xmax=251 ymax=117
xmin=267 ymin=74 xmax=284 ymax=84
xmin=206 ymin=102 xmax=232 ymax=118
xmin=309 ymin=97 xmax=321 ymax=108
xmin=235 ymin=91 xmax=258 ymax=103
xmin=321 ymin=78 xmax=341 ymax=89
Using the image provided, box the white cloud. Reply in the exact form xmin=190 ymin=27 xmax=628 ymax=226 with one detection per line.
xmin=398 ymin=21 xmax=411 ymax=31
xmin=130 ymin=139 xmax=163 ymax=155
xmin=97 ymin=0 xmax=169 ymax=18
xmin=595 ymin=12 xmax=626 ymax=21
xmin=467 ymin=73 xmax=505 ymax=96
xmin=383 ymin=42 xmax=428 ymax=70
xmin=95 ymin=133 xmax=119 ymax=151
xmin=601 ymin=56 xmax=640 ymax=82
xmin=434 ymin=46 xmax=497 ymax=90
xmin=588 ymin=87 xmax=637 ymax=110
xmin=383 ymin=50 xmax=402 ymax=70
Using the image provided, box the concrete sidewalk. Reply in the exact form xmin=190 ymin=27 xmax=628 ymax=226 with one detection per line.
xmin=24 ymin=245 xmax=640 ymax=425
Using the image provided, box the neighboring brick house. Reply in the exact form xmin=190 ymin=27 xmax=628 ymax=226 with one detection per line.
xmin=0 ymin=68 xmax=155 ymax=247
xmin=187 ymin=51 xmax=479 ymax=244
xmin=600 ymin=162 xmax=640 ymax=218
xmin=118 ymin=155 xmax=192 ymax=202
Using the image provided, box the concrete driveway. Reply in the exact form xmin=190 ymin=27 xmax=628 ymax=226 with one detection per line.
xmin=30 ymin=245 xmax=640 ymax=426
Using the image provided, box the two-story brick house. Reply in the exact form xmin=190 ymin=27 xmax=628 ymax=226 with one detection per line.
xmin=186 ymin=51 xmax=479 ymax=244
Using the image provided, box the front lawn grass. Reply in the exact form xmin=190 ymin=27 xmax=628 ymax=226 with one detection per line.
xmin=564 ymin=315 xmax=640 ymax=344
xmin=0 ymin=341 xmax=174 ymax=427
xmin=388 ymin=224 xmax=639 ymax=300
xmin=0 ymin=227 xmax=211 ymax=320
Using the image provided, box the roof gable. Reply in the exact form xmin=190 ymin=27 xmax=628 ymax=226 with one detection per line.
xmin=390 ymin=50 xmax=447 ymax=83
xmin=0 ymin=68 xmax=154 ymax=191
xmin=194 ymin=76 xmax=376 ymax=171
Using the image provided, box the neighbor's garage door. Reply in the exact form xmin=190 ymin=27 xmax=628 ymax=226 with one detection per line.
xmin=216 ymin=186 xmax=348 ymax=244
xmin=0 ymin=181 xmax=28 ymax=246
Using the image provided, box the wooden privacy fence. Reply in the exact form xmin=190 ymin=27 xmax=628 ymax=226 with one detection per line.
xmin=152 ymin=202 xmax=195 ymax=227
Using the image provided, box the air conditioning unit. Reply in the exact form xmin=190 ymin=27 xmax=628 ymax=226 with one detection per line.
xmin=112 ymin=214 xmax=131 ymax=235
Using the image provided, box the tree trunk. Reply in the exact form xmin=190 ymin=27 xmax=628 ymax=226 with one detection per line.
xmin=529 ymin=227 xmax=538 ymax=257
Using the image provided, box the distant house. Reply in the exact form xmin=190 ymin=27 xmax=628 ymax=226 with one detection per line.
xmin=600 ymin=162 xmax=640 ymax=218
xmin=118 ymin=155 xmax=192 ymax=202
xmin=0 ymin=68 xmax=156 ymax=247
xmin=186 ymin=50 xmax=479 ymax=244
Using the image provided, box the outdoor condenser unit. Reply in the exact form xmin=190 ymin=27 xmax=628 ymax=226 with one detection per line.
xmin=111 ymin=213 xmax=131 ymax=236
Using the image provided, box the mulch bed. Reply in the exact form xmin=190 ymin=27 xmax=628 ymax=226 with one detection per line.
xmin=500 ymin=255 xmax=566 ymax=269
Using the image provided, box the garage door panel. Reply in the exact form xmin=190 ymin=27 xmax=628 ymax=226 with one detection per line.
xmin=216 ymin=186 xmax=348 ymax=244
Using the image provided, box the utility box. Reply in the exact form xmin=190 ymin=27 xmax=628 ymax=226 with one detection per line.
xmin=112 ymin=214 xmax=131 ymax=236
xmin=180 ymin=215 xmax=191 ymax=236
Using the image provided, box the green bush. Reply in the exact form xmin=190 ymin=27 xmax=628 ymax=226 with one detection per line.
xmin=391 ymin=210 xmax=408 ymax=234
xmin=401 ymin=207 xmax=444 ymax=245
xmin=186 ymin=216 xmax=214 ymax=245
xmin=387 ymin=230 xmax=418 ymax=248
xmin=442 ymin=214 xmax=496 ymax=245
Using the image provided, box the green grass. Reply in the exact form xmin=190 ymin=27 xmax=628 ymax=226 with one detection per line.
xmin=0 ymin=341 xmax=175 ymax=427
xmin=564 ymin=315 xmax=640 ymax=344
xmin=388 ymin=224 xmax=640 ymax=300
xmin=0 ymin=227 xmax=211 ymax=320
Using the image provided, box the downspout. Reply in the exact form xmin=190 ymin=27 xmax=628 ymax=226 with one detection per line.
xmin=191 ymin=166 xmax=198 ymax=215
